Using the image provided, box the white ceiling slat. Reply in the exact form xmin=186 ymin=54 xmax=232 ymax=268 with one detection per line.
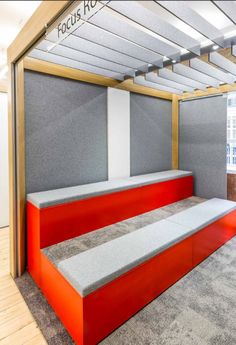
xmin=73 ymin=22 xmax=163 ymax=67
xmin=213 ymin=1 xmax=236 ymax=25
xmin=209 ymin=51 xmax=236 ymax=77
xmin=29 ymin=1 xmax=236 ymax=91
xmin=107 ymin=1 xmax=200 ymax=55
xmin=190 ymin=58 xmax=235 ymax=84
xmin=173 ymin=63 xmax=220 ymax=87
xmin=88 ymin=8 xmax=180 ymax=60
xmin=28 ymin=49 xmax=125 ymax=80
xmin=134 ymin=76 xmax=183 ymax=95
xmin=157 ymin=1 xmax=224 ymax=47
xmin=45 ymin=31 xmax=149 ymax=73
xmin=145 ymin=72 xmax=194 ymax=92
xmin=158 ymin=68 xmax=206 ymax=90
xmin=37 ymin=40 xmax=135 ymax=76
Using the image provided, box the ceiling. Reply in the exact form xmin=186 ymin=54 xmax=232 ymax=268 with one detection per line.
xmin=28 ymin=1 xmax=236 ymax=95
xmin=0 ymin=1 xmax=41 ymax=79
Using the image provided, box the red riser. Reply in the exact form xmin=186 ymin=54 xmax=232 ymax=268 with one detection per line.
xmin=28 ymin=214 xmax=236 ymax=344
xmin=38 ymin=176 xmax=193 ymax=248
xmin=83 ymin=237 xmax=193 ymax=344
xmin=192 ymin=210 xmax=236 ymax=266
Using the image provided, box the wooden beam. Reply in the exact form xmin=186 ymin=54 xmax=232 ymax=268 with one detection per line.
xmin=180 ymin=83 xmax=236 ymax=100
xmin=7 ymin=1 xmax=73 ymax=277
xmin=16 ymin=61 xmax=26 ymax=276
xmin=115 ymin=79 xmax=173 ymax=100
xmin=23 ymin=57 xmax=120 ymax=88
xmin=24 ymin=58 xmax=174 ymax=100
xmin=7 ymin=1 xmax=71 ymax=63
xmin=8 ymin=64 xmax=17 ymax=278
xmin=172 ymin=94 xmax=179 ymax=169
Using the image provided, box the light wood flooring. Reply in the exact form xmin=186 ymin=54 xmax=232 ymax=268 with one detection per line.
xmin=0 ymin=227 xmax=47 ymax=345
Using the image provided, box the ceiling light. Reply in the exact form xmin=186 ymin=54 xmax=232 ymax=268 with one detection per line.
xmin=212 ymin=45 xmax=219 ymax=50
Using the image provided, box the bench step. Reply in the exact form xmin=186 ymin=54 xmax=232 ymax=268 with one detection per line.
xmin=57 ymin=198 xmax=236 ymax=297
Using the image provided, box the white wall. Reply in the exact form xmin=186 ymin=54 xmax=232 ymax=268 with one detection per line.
xmin=107 ymin=88 xmax=130 ymax=180
xmin=0 ymin=92 xmax=9 ymax=227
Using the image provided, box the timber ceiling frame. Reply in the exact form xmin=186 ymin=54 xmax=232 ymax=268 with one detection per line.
xmin=27 ymin=1 xmax=236 ymax=98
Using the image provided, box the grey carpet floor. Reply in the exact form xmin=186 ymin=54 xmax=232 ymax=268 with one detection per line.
xmin=15 ymin=198 xmax=236 ymax=345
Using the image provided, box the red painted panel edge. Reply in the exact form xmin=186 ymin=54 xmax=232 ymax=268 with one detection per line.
xmin=193 ymin=210 xmax=236 ymax=266
xmin=40 ymin=253 xmax=84 ymax=345
xmin=83 ymin=236 xmax=193 ymax=344
xmin=38 ymin=176 xmax=193 ymax=248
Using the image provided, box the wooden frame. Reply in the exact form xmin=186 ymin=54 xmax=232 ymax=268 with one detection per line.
xmin=7 ymin=0 xmax=235 ymax=278
xmin=8 ymin=53 xmax=174 ymax=277
xmin=7 ymin=1 xmax=74 ymax=278
xmin=172 ymin=94 xmax=179 ymax=169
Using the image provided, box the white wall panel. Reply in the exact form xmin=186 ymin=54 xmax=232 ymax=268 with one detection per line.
xmin=0 ymin=92 xmax=9 ymax=227
xmin=108 ymin=88 xmax=130 ymax=180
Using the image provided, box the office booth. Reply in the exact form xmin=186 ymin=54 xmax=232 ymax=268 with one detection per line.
xmin=7 ymin=1 xmax=236 ymax=344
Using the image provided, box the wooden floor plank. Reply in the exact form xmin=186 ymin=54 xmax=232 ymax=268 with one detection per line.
xmin=0 ymin=228 xmax=47 ymax=344
xmin=0 ymin=322 xmax=45 ymax=345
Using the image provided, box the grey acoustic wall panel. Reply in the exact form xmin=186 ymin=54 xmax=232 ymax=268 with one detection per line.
xmin=179 ymin=96 xmax=227 ymax=199
xmin=130 ymin=93 xmax=172 ymax=176
xmin=24 ymin=71 xmax=108 ymax=193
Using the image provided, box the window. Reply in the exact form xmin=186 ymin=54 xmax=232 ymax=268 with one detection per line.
xmin=227 ymin=93 xmax=236 ymax=171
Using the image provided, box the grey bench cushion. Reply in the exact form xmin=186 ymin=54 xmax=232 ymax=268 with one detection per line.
xmin=57 ymin=198 xmax=236 ymax=297
xmin=167 ymin=198 xmax=236 ymax=232
xmin=58 ymin=220 xmax=189 ymax=297
xmin=27 ymin=170 xmax=192 ymax=208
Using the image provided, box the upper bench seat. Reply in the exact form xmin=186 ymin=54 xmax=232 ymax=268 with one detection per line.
xmin=27 ymin=170 xmax=192 ymax=208
xmin=57 ymin=198 xmax=236 ymax=297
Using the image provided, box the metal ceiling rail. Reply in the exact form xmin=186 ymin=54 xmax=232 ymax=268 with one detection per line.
xmin=157 ymin=1 xmax=224 ymax=47
xmin=209 ymin=51 xmax=236 ymax=76
xmin=107 ymin=1 xmax=200 ymax=55
xmin=173 ymin=63 xmax=220 ymax=87
xmin=134 ymin=76 xmax=183 ymax=95
xmin=190 ymin=58 xmax=235 ymax=84
xmin=29 ymin=49 xmax=125 ymax=80
xmin=145 ymin=72 xmax=194 ymax=92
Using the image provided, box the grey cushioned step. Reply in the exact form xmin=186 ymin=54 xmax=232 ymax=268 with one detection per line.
xmin=27 ymin=170 xmax=192 ymax=208
xmin=57 ymin=198 xmax=236 ymax=297
xmin=167 ymin=198 xmax=236 ymax=231
xmin=58 ymin=220 xmax=190 ymax=297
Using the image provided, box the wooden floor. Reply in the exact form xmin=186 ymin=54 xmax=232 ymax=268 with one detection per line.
xmin=0 ymin=227 xmax=47 ymax=345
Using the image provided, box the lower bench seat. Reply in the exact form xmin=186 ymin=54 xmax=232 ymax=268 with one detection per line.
xmin=57 ymin=198 xmax=236 ymax=298
xmin=40 ymin=198 xmax=236 ymax=344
